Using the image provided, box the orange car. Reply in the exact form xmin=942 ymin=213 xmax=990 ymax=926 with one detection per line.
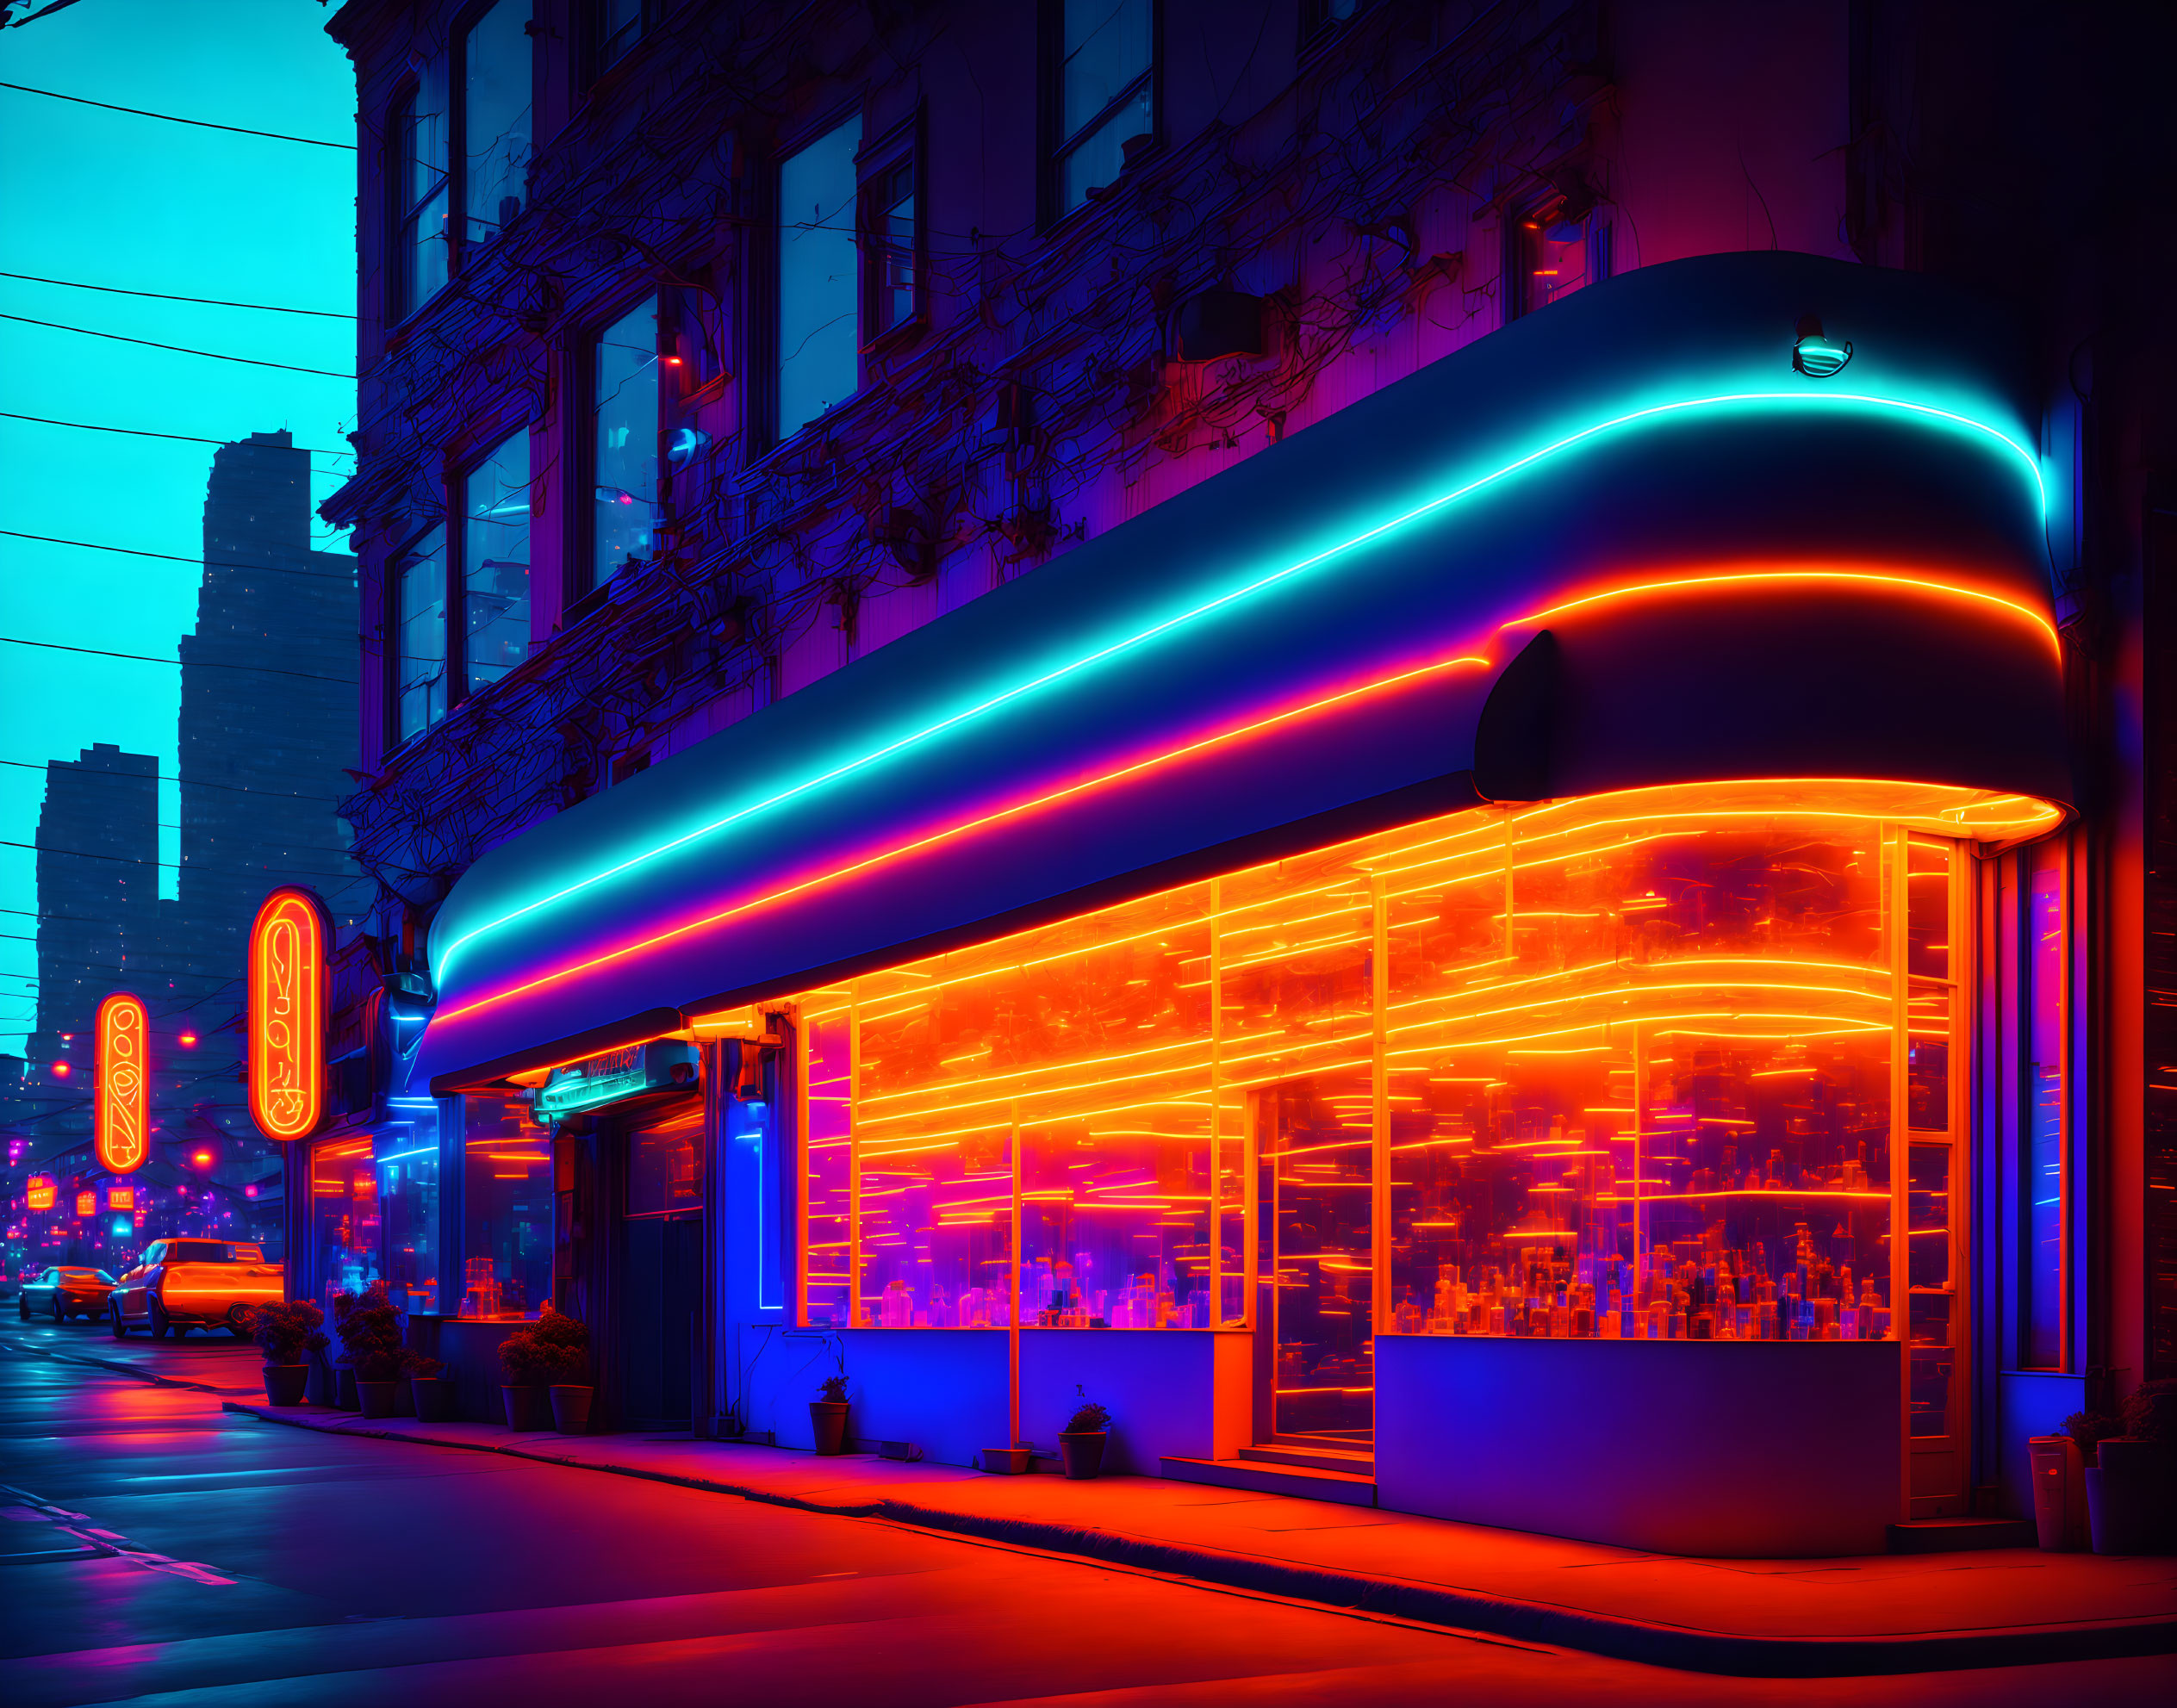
xmin=109 ymin=1239 xmax=284 ymax=1339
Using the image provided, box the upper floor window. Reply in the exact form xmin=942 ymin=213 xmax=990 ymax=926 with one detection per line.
xmin=1052 ymin=0 xmax=1154 ymax=218
xmin=860 ymin=125 xmax=921 ymax=344
xmin=461 ymin=0 xmax=533 ymax=249
xmin=593 ymin=294 xmax=661 ymax=585
xmin=391 ymin=84 xmax=449 ymax=321
xmin=776 ymin=116 xmax=861 ymax=442
xmin=394 ymin=526 xmax=449 ymax=742
xmin=1300 ymin=0 xmax=1365 ymax=45
xmin=591 ymin=0 xmax=652 ymax=78
xmin=460 ymin=430 xmax=532 ymax=693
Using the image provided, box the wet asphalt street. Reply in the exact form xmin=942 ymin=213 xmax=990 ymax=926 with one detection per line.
xmin=0 ymin=1316 xmax=2170 ymax=1706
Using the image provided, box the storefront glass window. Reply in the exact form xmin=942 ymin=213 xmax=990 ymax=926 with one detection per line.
xmin=309 ymin=1135 xmax=380 ymax=1314
xmin=2022 ymin=842 xmax=2067 ymax=1368
xmin=790 ymin=781 xmax=2059 ymax=1350
xmin=461 ymin=1091 xmax=552 ymax=1318
xmin=376 ymin=1109 xmax=439 ymax=1316
xmin=628 ymin=1104 xmax=703 ymax=1214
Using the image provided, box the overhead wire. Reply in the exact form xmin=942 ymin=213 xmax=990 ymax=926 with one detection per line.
xmin=0 ymin=79 xmax=356 ymax=148
xmin=0 ymin=270 xmax=354 ymax=319
xmin=0 ymin=311 xmax=355 ymax=377
xmin=0 ymin=531 xmax=355 ymax=581
xmin=0 ymin=635 xmax=357 ymax=685
xmin=0 ymin=411 xmax=353 ymax=458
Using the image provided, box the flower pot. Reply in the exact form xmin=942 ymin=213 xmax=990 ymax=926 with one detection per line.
xmin=980 ymin=1445 xmax=1031 ymax=1475
xmin=356 ymin=1379 xmax=401 ymax=1419
xmin=410 ymin=1376 xmax=451 ymax=1422
xmin=2089 ymin=1438 xmax=2173 ymax=1555
xmin=550 ymin=1384 xmax=594 ymax=1434
xmin=335 ymin=1367 xmax=359 ymax=1412
xmin=810 ymin=1398 xmax=850 ymax=1455
xmin=502 ymin=1383 xmax=552 ymax=1431
xmin=262 ymin=1363 xmax=308 ymax=1407
xmin=1058 ymin=1430 xmax=1107 ymax=1480
xmin=306 ymin=1357 xmax=336 ymax=1407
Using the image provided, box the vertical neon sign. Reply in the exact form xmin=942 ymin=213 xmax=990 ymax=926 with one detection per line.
xmin=249 ymin=887 xmax=330 ymax=1141
xmin=95 ymin=992 xmax=150 ymax=1175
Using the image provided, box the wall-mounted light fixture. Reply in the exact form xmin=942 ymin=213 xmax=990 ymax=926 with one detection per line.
xmin=1793 ymin=314 xmax=1852 ymax=378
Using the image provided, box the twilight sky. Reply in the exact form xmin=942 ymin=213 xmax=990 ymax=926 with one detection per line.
xmin=0 ymin=0 xmax=357 ymax=1056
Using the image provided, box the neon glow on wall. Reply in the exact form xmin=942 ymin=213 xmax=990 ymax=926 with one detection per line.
xmin=27 ymin=1176 xmax=54 ymax=1212
xmin=249 ymin=887 xmax=329 ymax=1140
xmin=432 ymin=388 xmax=2049 ymax=993
xmin=95 ymin=992 xmax=150 ymax=1176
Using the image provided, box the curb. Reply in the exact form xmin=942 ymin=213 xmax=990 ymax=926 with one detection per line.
xmin=221 ymin=1400 xmax=2177 ymax=1679
xmin=0 ymin=1336 xmax=257 ymax=1398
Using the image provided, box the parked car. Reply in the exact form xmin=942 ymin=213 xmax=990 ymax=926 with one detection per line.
xmin=109 ymin=1239 xmax=283 ymax=1339
xmin=17 ymin=1266 xmax=115 ymax=1323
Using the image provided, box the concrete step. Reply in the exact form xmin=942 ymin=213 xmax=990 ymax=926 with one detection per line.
xmin=1887 ymin=1516 xmax=2038 ymax=1553
xmin=1160 ymin=1454 xmax=1378 ymax=1507
xmin=1237 ymin=1444 xmax=1377 ymax=1475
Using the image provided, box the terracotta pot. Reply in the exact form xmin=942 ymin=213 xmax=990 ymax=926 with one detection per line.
xmin=410 ymin=1376 xmax=451 ymax=1422
xmin=502 ymin=1383 xmax=552 ymax=1431
xmin=335 ymin=1367 xmax=359 ymax=1412
xmin=550 ymin=1384 xmax=594 ymax=1434
xmin=1058 ymin=1430 xmax=1107 ymax=1480
xmin=262 ymin=1363 xmax=308 ymax=1407
xmin=810 ymin=1398 xmax=850 ymax=1455
xmin=356 ymin=1379 xmax=401 ymax=1419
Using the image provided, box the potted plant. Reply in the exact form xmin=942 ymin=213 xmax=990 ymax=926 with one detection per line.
xmin=334 ymin=1282 xmax=408 ymax=1419
xmin=534 ymin=1306 xmax=594 ymax=1433
xmin=499 ymin=1305 xmax=588 ymax=1431
xmin=1058 ymin=1385 xmax=1110 ymax=1481
xmin=811 ymin=1366 xmax=851 ymax=1456
xmin=407 ymin=1353 xmax=451 ymax=1422
xmin=2089 ymin=1381 xmax=2177 ymax=1556
xmin=244 ymin=1298 xmax=322 ymax=1407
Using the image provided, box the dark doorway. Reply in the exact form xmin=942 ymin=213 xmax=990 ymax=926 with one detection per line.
xmin=619 ymin=1104 xmax=704 ymax=1431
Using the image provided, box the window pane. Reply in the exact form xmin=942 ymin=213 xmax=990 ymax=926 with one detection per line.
xmin=868 ymin=157 xmax=917 ymax=338
xmin=395 ymin=526 xmax=447 ymax=742
xmin=463 ymin=0 xmax=533 ymax=244
xmin=1261 ymin=1071 xmax=1374 ymax=1437
xmin=398 ymin=88 xmax=448 ymax=315
xmin=1908 ymin=1143 xmax=1950 ymax=1289
xmin=2023 ymin=850 xmax=2065 ymax=1366
xmin=1059 ymin=84 xmax=1152 ymax=214
xmin=777 ymin=116 xmax=861 ymax=440
xmin=310 ymin=1135 xmax=380 ymax=1314
xmin=1907 ymin=984 xmax=1950 ymax=1129
xmin=801 ymin=1005 xmax=854 ymax=1327
xmin=1062 ymin=0 xmax=1152 ymax=140
xmin=461 ymin=1092 xmax=552 ymax=1318
xmin=462 ymin=431 xmax=531 ymax=693
xmin=597 ymin=0 xmax=644 ymax=71
xmin=628 ymin=1105 xmax=704 ymax=1215
xmin=1909 ymin=1292 xmax=1954 ymax=1436
xmin=593 ymin=295 xmax=659 ymax=583
xmin=1907 ymin=839 xmax=1950 ymax=979
xmin=377 ymin=1113 xmax=439 ymax=1315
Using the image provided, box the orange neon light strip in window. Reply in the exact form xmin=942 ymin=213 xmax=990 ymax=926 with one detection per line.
xmin=437 ymin=653 xmax=1492 ymax=1028
xmin=1504 ymin=566 xmax=2062 ymax=661
xmin=95 ymin=992 xmax=149 ymax=1175
xmin=249 ymin=887 xmax=328 ymax=1140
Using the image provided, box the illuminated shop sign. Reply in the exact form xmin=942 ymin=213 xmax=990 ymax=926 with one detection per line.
xmin=536 ymin=1040 xmax=698 ymax=1121
xmin=249 ymin=887 xmax=331 ymax=1140
xmin=75 ymin=1191 xmax=96 ymax=1217
xmin=95 ymin=991 xmax=150 ymax=1175
xmin=26 ymin=1177 xmax=54 ymax=1212
xmin=109 ymin=1184 xmax=134 ymax=1212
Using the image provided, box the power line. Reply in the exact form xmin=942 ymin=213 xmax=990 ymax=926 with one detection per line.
xmin=0 ymin=80 xmax=356 ymax=150
xmin=0 ymin=530 xmax=356 ymax=582
xmin=0 ymin=837 xmax=364 ymax=885
xmin=0 ymin=756 xmax=343 ymax=807
xmin=0 ymin=270 xmax=354 ymax=320
xmin=0 ymin=312 xmax=353 ymax=378
xmin=0 ymin=635 xmax=357 ymax=686
xmin=0 ymin=411 xmax=353 ymax=459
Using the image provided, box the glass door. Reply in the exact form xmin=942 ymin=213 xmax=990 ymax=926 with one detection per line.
xmin=1255 ymin=1071 xmax=1375 ymax=1444
xmin=619 ymin=1102 xmax=705 ymax=1431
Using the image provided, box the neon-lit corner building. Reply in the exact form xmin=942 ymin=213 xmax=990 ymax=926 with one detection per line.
xmin=309 ymin=1 xmax=2167 ymax=1557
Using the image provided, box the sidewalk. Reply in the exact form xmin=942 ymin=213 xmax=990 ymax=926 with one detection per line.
xmin=222 ymin=1396 xmax=2177 ymax=1679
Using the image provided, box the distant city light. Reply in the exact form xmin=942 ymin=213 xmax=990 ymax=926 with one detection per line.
xmin=178 ymin=1031 xmax=198 ymax=1047
xmin=245 ymin=1183 xmax=258 ymax=1197
xmin=192 ymin=1150 xmax=213 ymax=1167
xmin=51 ymin=1060 xmax=71 ymax=1078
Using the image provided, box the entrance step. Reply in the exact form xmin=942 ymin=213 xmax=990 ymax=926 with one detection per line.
xmin=1887 ymin=1516 xmax=2037 ymax=1554
xmin=1237 ymin=1444 xmax=1377 ymax=1476
xmin=1160 ymin=1454 xmax=1378 ymax=1507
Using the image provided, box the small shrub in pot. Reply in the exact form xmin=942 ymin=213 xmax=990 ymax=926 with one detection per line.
xmin=245 ymin=1299 xmax=322 ymax=1407
xmin=500 ymin=1304 xmax=589 ymax=1432
xmin=1058 ymin=1386 xmax=1111 ymax=1481
xmin=407 ymin=1353 xmax=451 ymax=1422
xmin=811 ymin=1367 xmax=851 ymax=1456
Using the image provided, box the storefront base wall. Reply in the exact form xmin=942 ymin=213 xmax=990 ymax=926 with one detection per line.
xmin=736 ymin=1327 xmax=1011 ymax=1465
xmin=1995 ymin=1372 xmax=2087 ymax=1525
xmin=1020 ymin=1329 xmax=1249 ymax=1474
xmin=1377 ymin=1336 xmax=1901 ymax=1557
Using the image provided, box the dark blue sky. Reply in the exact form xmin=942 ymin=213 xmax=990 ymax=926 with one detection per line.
xmin=0 ymin=0 xmax=356 ymax=1053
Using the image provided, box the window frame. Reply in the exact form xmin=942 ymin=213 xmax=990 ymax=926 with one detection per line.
xmin=577 ymin=289 xmax=665 ymax=599
xmin=857 ymin=115 xmax=926 ymax=351
xmin=584 ymin=0 xmax=660 ymax=87
xmin=385 ymin=78 xmax=449 ymax=326
xmin=1042 ymin=0 xmax=1161 ymax=227
xmin=452 ymin=425 xmax=535 ymax=702
xmin=451 ymin=0 xmax=535 ymax=271
xmin=386 ymin=520 xmax=450 ymax=750
xmin=767 ymin=105 xmax=867 ymax=451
